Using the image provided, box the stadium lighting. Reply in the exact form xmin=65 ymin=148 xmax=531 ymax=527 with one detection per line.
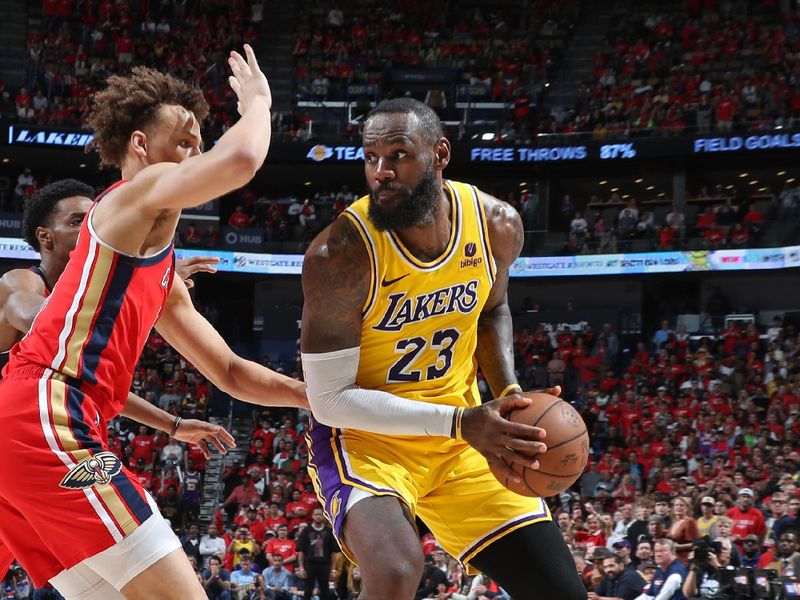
xmin=787 ymin=178 xmax=797 ymax=184
xmin=758 ymin=187 xmax=768 ymax=192
xmin=635 ymin=178 xmax=643 ymax=183
xmin=646 ymin=186 xmax=655 ymax=191
xmin=777 ymin=171 xmax=786 ymax=176
xmin=598 ymin=180 xmax=607 ymax=185
xmin=481 ymin=132 xmax=495 ymax=141
xmin=79 ymin=163 xmax=86 ymax=168
xmin=1 ymin=158 xmax=8 ymax=164
xmin=545 ymin=82 xmax=550 ymax=87
xmin=738 ymin=172 xmax=748 ymax=178
xmin=610 ymin=187 xmax=619 ymax=192
xmin=748 ymin=180 xmax=758 ymax=185
xmin=725 ymin=185 xmax=734 ymax=189
xmin=304 ymin=181 xmax=311 ymax=186
xmin=519 ymin=182 xmax=527 ymax=187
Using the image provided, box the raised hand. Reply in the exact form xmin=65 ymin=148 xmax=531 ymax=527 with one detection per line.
xmin=175 ymin=419 xmax=236 ymax=458
xmin=175 ymin=256 xmax=219 ymax=289
xmin=228 ymin=44 xmax=272 ymax=116
xmin=460 ymin=394 xmax=547 ymax=484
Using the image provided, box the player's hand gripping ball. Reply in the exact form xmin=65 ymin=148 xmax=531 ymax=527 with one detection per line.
xmin=490 ymin=392 xmax=589 ymax=497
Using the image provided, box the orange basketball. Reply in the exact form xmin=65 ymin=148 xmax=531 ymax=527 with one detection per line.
xmin=490 ymin=392 xmax=589 ymax=498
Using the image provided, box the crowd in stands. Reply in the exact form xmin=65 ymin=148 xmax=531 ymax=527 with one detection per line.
xmin=178 ymin=184 xmax=360 ymax=252
xmin=6 ymin=0 xmax=800 ymax=147
xmin=4 ymin=294 xmax=800 ymax=597
xmin=7 ymin=164 xmax=790 ymax=259
xmin=557 ymin=184 xmax=778 ymax=255
xmin=513 ymin=310 xmax=800 ymax=598
xmin=546 ymin=1 xmax=800 ymax=138
xmin=292 ymin=0 xmax=580 ymax=129
xmin=2 ymin=0 xmax=265 ymax=142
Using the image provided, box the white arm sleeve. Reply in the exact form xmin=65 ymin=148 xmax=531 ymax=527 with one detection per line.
xmin=301 ymin=347 xmax=457 ymax=437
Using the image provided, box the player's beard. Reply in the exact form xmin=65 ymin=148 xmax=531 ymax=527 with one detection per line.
xmin=368 ymin=161 xmax=440 ymax=231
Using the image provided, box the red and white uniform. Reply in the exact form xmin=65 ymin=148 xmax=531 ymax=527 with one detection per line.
xmin=0 ymin=181 xmax=175 ymax=586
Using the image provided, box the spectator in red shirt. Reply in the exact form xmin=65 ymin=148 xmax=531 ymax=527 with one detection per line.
xmin=228 ymin=206 xmax=252 ymax=229
xmin=131 ymin=424 xmax=157 ymax=466
xmin=704 ymin=224 xmax=726 ymax=249
xmin=575 ymin=515 xmax=607 ymax=552
xmin=253 ymin=418 xmax=276 ymax=450
xmin=134 ymin=457 xmax=153 ymax=491
xmin=107 ymin=427 xmax=125 ymax=459
xmin=246 ymin=437 xmax=270 ymax=466
xmin=715 ymin=94 xmax=737 ymax=132
xmin=726 ymin=488 xmax=766 ymax=550
xmin=263 ymin=524 xmax=298 ymax=573
xmin=743 ymin=203 xmax=763 ymax=240
xmin=730 ymin=223 xmax=749 ymax=247
xmin=224 ymin=474 xmax=262 ymax=520
xmin=695 ymin=206 xmax=716 ymax=233
xmin=116 ymin=29 xmax=134 ymax=63
xmin=657 ymin=225 xmax=676 ymax=250
xmin=235 ymin=506 xmax=268 ymax=545
xmin=263 ymin=502 xmax=288 ymax=534
xmin=285 ymin=489 xmax=310 ymax=531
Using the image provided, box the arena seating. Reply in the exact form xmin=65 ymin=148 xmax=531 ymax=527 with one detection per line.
xmin=554 ymin=2 xmax=800 ymax=137
xmin=12 ymin=0 xmax=264 ymax=141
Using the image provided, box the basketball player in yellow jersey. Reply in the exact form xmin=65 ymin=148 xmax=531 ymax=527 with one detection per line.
xmin=300 ymin=98 xmax=586 ymax=600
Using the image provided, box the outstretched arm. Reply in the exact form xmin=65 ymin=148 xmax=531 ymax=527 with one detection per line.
xmin=91 ymin=45 xmax=273 ymax=255
xmin=120 ymin=392 xmax=235 ymax=457
xmin=156 ymin=276 xmax=307 ymax=409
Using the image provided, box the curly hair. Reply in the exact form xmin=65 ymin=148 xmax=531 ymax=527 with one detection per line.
xmin=86 ymin=66 xmax=209 ymax=167
xmin=23 ymin=179 xmax=95 ymax=251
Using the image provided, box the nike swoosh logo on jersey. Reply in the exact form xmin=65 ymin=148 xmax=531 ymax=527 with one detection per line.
xmin=381 ymin=273 xmax=410 ymax=287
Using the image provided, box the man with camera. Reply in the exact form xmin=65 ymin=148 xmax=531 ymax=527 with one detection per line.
xmin=588 ymin=555 xmax=646 ymax=600
xmin=682 ymin=536 xmax=734 ymax=599
xmin=231 ymin=555 xmax=267 ymax=600
xmin=635 ymin=539 xmax=687 ymax=600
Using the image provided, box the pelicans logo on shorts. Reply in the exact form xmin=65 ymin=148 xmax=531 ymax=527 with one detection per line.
xmin=59 ymin=451 xmax=123 ymax=489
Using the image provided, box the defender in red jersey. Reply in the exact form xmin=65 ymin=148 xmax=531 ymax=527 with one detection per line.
xmin=0 ymin=179 xmax=236 ymax=580
xmin=0 ymin=47 xmax=300 ymax=600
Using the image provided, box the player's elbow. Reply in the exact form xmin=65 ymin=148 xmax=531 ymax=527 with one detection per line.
xmin=306 ymin=390 xmax=341 ymax=428
xmin=218 ymin=148 xmax=262 ymax=189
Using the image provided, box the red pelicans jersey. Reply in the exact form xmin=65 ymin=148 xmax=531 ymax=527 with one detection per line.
xmin=0 ymin=181 xmax=175 ymax=585
xmin=6 ymin=180 xmax=175 ymax=421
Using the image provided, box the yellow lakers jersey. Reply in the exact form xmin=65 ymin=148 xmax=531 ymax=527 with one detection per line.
xmin=342 ymin=180 xmax=497 ymax=409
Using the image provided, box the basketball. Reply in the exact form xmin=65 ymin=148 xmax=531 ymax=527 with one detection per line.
xmin=490 ymin=392 xmax=589 ymax=498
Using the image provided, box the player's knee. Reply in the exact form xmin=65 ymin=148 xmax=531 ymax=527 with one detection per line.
xmin=362 ymin=553 xmax=423 ymax=596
